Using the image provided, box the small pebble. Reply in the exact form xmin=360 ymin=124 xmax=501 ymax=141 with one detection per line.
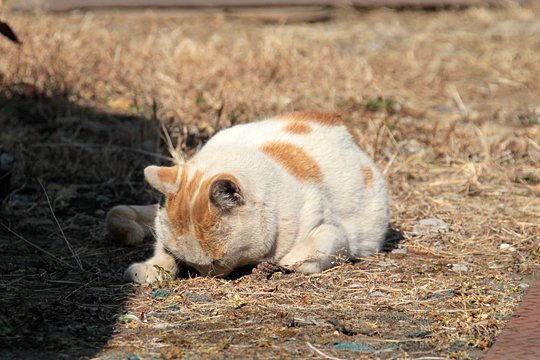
xmin=333 ymin=342 xmax=375 ymax=353
xmin=184 ymin=291 xmax=213 ymax=303
xmin=150 ymin=289 xmax=171 ymax=300
xmin=0 ymin=152 xmax=14 ymax=171
xmin=376 ymin=259 xmax=396 ymax=267
xmin=116 ymin=313 xmax=142 ymax=324
xmin=519 ymin=283 xmax=530 ymax=290
xmin=430 ymin=289 xmax=455 ymax=298
xmin=451 ymin=264 xmax=468 ymax=273
xmin=406 ymin=330 xmax=432 ymax=338
xmin=164 ymin=303 xmax=180 ymax=311
xmin=499 ymin=243 xmax=517 ymax=252
xmin=412 ymin=217 xmax=449 ymax=236
xmin=391 ymin=247 xmax=408 ymax=255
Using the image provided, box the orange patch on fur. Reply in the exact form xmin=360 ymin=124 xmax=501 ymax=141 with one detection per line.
xmin=166 ymin=167 xmax=191 ymax=235
xmin=166 ymin=169 xmax=232 ymax=258
xmin=278 ymin=111 xmax=344 ymax=126
xmin=362 ymin=166 xmax=374 ymax=188
xmin=283 ymin=121 xmax=313 ymax=134
xmin=191 ymin=173 xmax=239 ymax=259
xmin=157 ymin=165 xmax=179 ymax=184
xmin=261 ymin=141 xmax=322 ymax=182
xmin=187 ymin=170 xmax=203 ymax=198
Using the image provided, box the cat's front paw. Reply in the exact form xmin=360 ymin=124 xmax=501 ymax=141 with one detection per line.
xmin=124 ymin=262 xmax=170 ymax=284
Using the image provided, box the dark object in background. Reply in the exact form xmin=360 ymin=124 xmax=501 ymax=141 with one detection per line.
xmin=0 ymin=21 xmax=21 ymax=44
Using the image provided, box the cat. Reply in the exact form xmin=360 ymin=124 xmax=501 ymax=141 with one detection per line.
xmin=106 ymin=111 xmax=389 ymax=283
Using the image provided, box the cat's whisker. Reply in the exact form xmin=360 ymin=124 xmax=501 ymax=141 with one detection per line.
xmin=220 ymin=259 xmax=235 ymax=272
xmin=144 ymin=224 xmax=157 ymax=238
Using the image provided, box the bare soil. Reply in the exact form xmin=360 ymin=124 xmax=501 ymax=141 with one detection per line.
xmin=0 ymin=4 xmax=539 ymax=359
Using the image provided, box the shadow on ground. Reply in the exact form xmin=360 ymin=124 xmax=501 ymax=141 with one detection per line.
xmin=0 ymin=82 xmax=406 ymax=358
xmin=0 ymin=83 xmax=165 ymax=359
xmin=381 ymin=227 xmax=404 ymax=253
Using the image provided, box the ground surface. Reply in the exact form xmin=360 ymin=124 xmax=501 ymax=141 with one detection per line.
xmin=0 ymin=4 xmax=539 ymax=359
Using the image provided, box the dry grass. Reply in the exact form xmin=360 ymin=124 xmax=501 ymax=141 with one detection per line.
xmin=0 ymin=3 xmax=539 ymax=359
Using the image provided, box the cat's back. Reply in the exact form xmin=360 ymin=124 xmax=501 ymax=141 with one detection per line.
xmin=203 ymin=112 xmax=358 ymax=161
xmin=199 ymin=111 xmax=384 ymax=203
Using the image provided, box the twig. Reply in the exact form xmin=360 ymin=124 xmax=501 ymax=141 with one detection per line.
xmin=38 ymin=179 xmax=84 ymax=270
xmin=152 ymin=97 xmax=187 ymax=164
xmin=214 ymin=101 xmax=224 ymax=130
xmin=526 ymin=138 xmax=540 ymax=152
xmin=450 ymin=84 xmax=469 ymax=117
xmin=382 ymin=151 xmax=399 ymax=176
xmin=63 ymin=278 xmax=96 ymax=301
xmin=160 ymin=118 xmax=185 ymax=165
xmin=384 ymin=124 xmax=398 ymax=147
xmin=1 ymin=223 xmax=76 ymax=269
xmin=306 ymin=342 xmax=345 ymax=360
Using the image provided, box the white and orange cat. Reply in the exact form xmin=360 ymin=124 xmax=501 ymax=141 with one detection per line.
xmin=106 ymin=112 xmax=389 ymax=283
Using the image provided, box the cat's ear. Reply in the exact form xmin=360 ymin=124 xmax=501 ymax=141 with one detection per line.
xmin=210 ymin=176 xmax=244 ymax=210
xmin=144 ymin=165 xmax=181 ymax=195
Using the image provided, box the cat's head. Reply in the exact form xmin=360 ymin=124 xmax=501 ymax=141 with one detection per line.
xmin=145 ymin=164 xmax=270 ymax=277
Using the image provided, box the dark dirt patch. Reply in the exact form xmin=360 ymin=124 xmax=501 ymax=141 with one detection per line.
xmin=0 ymin=86 xmax=162 ymax=358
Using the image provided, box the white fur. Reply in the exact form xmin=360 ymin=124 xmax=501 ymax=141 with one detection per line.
xmin=111 ymin=115 xmax=390 ymax=283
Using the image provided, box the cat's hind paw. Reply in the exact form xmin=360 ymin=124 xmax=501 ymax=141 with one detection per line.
xmin=106 ymin=205 xmax=146 ymax=246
